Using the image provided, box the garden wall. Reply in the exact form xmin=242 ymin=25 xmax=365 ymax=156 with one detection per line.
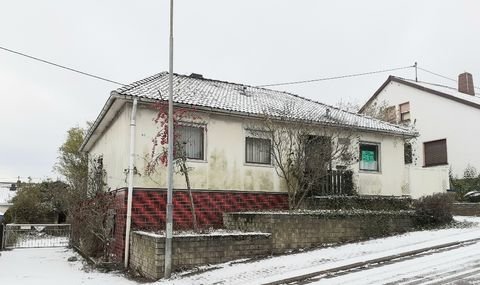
xmin=129 ymin=231 xmax=272 ymax=280
xmin=110 ymin=188 xmax=288 ymax=262
xmin=223 ymin=211 xmax=416 ymax=253
xmin=452 ymin=203 xmax=480 ymax=216
xmin=302 ymin=196 xmax=413 ymax=211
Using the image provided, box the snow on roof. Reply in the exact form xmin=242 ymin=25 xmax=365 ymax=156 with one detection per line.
xmin=112 ymin=72 xmax=414 ymax=136
xmin=392 ymin=77 xmax=480 ymax=108
xmin=0 ymin=185 xmax=16 ymax=205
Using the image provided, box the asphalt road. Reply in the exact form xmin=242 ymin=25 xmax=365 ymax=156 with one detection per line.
xmin=293 ymin=240 xmax=480 ymax=285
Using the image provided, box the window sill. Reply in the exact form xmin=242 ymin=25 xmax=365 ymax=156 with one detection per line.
xmin=423 ymin=163 xmax=448 ymax=168
xmin=186 ymin=159 xmax=208 ymax=164
xmin=244 ymin=163 xmax=274 ymax=168
xmin=359 ymin=170 xmax=381 ymax=174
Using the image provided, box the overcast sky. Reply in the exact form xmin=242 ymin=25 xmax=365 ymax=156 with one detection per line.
xmin=1 ymin=0 xmax=479 ymax=182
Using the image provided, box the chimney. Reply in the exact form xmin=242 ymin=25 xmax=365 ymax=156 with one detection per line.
xmin=189 ymin=73 xmax=203 ymax=79
xmin=458 ymin=72 xmax=475 ymax=95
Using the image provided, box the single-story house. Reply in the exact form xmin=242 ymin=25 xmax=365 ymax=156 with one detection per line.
xmin=80 ymin=72 xmax=448 ymax=261
xmin=0 ymin=183 xmax=16 ymax=217
xmin=359 ymin=72 xmax=478 ymax=178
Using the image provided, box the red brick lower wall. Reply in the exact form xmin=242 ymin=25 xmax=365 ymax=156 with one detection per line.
xmin=110 ymin=188 xmax=289 ymax=262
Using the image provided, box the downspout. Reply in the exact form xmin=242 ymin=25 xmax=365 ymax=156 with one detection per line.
xmin=124 ymin=98 xmax=138 ymax=269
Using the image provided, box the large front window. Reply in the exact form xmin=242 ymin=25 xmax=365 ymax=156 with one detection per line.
xmin=360 ymin=143 xmax=380 ymax=172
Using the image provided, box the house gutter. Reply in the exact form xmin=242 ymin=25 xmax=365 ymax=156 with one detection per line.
xmin=124 ymin=97 xmax=138 ymax=269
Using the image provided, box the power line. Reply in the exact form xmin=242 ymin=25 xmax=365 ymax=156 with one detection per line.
xmin=256 ymin=65 xmax=415 ymax=88
xmin=0 ymin=45 xmax=125 ymax=86
xmin=418 ymin=66 xmax=480 ymax=91
xmin=417 ymin=67 xmax=457 ymax=82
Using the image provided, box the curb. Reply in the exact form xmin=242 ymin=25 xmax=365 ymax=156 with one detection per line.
xmin=262 ymin=237 xmax=480 ymax=285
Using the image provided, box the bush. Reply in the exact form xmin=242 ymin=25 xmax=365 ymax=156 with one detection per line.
xmin=414 ymin=193 xmax=453 ymax=227
xmin=449 ymin=165 xmax=480 ymax=201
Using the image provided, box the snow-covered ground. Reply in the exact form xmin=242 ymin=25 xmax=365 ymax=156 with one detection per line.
xmin=162 ymin=216 xmax=480 ymax=285
xmin=0 ymin=247 xmax=135 ymax=285
xmin=0 ymin=216 xmax=479 ymax=285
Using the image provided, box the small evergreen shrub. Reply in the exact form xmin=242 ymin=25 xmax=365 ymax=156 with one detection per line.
xmin=414 ymin=193 xmax=453 ymax=227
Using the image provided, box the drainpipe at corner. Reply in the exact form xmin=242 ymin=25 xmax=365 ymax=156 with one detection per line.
xmin=124 ymin=97 xmax=138 ymax=269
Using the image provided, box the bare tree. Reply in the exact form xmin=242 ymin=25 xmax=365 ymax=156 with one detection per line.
xmin=69 ymin=155 xmax=116 ymax=261
xmin=249 ymin=105 xmax=358 ymax=209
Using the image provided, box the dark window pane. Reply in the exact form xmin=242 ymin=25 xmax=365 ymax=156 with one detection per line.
xmin=404 ymin=143 xmax=413 ymax=164
xmin=424 ymin=139 xmax=447 ymax=167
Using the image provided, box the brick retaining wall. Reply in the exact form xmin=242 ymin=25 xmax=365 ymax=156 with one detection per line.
xmin=110 ymin=189 xmax=288 ymax=262
xmin=129 ymin=231 xmax=272 ymax=280
xmin=223 ymin=211 xmax=416 ymax=253
xmin=452 ymin=203 xmax=480 ymax=216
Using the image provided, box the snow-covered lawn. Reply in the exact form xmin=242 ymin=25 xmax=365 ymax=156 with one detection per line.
xmin=0 ymin=247 xmax=135 ymax=285
xmin=0 ymin=216 xmax=479 ymax=285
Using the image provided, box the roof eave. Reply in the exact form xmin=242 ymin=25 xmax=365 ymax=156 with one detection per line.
xmin=359 ymin=76 xmax=395 ymax=113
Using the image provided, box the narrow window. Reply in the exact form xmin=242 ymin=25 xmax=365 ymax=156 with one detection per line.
xmin=424 ymin=139 xmax=447 ymax=167
xmin=246 ymin=137 xmax=271 ymax=165
xmin=359 ymin=143 xmax=380 ymax=171
xmin=177 ymin=125 xmax=204 ymax=160
xmin=384 ymin=105 xmax=397 ymax=123
xmin=399 ymin=102 xmax=410 ymax=123
xmin=404 ymin=143 xmax=413 ymax=164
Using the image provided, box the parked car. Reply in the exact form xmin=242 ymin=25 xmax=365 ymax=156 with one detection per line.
xmin=464 ymin=191 xmax=480 ymax=203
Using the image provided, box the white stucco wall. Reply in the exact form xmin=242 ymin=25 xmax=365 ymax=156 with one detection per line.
xmin=88 ymin=104 xmax=130 ymax=190
xmin=132 ymin=104 xmax=283 ymax=192
xmin=0 ymin=204 xmax=12 ymax=214
xmin=403 ymin=166 xmax=449 ymax=198
xmin=89 ymin=101 xmax=413 ymax=196
xmin=367 ymin=81 xmax=480 ymax=178
xmin=354 ymin=132 xmax=406 ymax=196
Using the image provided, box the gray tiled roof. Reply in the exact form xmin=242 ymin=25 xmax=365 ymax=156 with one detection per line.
xmin=113 ymin=72 xmax=414 ymax=136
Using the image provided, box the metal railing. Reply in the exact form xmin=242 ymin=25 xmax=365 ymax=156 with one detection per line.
xmin=3 ymin=224 xmax=71 ymax=249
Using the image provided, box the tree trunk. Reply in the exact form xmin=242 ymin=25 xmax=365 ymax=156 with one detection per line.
xmin=181 ymin=160 xmax=198 ymax=231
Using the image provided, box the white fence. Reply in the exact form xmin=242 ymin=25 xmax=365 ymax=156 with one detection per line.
xmin=3 ymin=224 xmax=70 ymax=249
xmin=404 ymin=166 xmax=450 ymax=198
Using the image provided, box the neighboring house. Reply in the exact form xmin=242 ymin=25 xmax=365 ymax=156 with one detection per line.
xmin=0 ymin=183 xmax=16 ymax=216
xmin=360 ymin=72 xmax=478 ymax=179
xmin=80 ymin=72 xmax=447 ymax=261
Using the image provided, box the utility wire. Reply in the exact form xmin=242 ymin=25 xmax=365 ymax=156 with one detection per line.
xmin=0 ymin=45 xmax=125 ymax=86
xmin=256 ymin=65 xmax=415 ymax=87
xmin=418 ymin=66 xmax=480 ymax=91
xmin=417 ymin=67 xmax=457 ymax=83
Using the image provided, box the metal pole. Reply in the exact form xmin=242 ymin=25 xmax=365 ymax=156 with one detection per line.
xmin=124 ymin=98 xmax=138 ymax=269
xmin=414 ymin=62 xmax=418 ymax=82
xmin=164 ymin=0 xmax=175 ymax=278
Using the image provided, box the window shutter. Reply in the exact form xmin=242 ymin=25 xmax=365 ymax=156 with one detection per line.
xmin=424 ymin=139 xmax=447 ymax=167
xmin=400 ymin=102 xmax=410 ymax=113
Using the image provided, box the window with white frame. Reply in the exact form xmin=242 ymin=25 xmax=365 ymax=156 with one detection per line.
xmin=245 ymin=137 xmax=271 ymax=165
xmin=176 ymin=125 xmax=204 ymax=160
xmin=359 ymin=142 xmax=380 ymax=171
